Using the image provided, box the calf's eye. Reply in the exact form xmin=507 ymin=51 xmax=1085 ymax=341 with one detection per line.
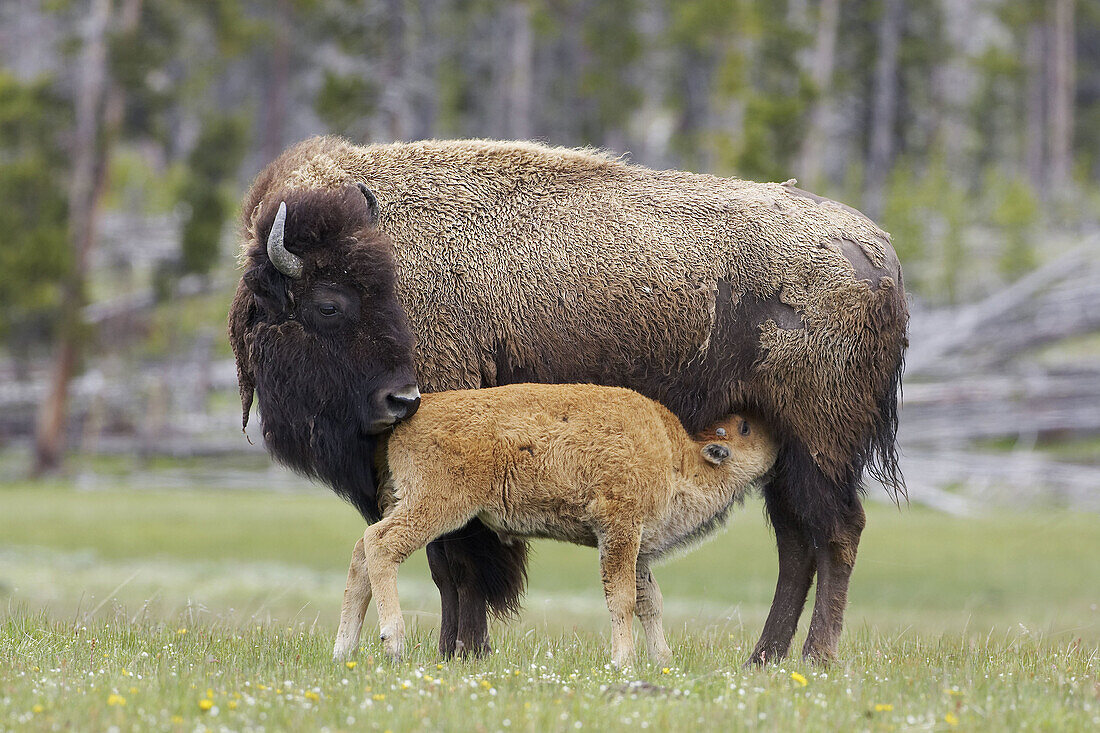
xmin=740 ymin=420 xmax=751 ymax=436
xmin=318 ymin=303 xmax=339 ymax=317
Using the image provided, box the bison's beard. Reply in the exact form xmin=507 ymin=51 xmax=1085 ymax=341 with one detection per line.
xmin=258 ymin=387 xmax=384 ymax=522
xmin=251 ymin=338 xmax=387 ymax=522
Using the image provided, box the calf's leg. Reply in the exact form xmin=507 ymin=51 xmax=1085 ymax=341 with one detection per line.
xmin=634 ymin=559 xmax=672 ymax=664
xmin=364 ymin=501 xmax=476 ymax=661
xmin=333 ymin=537 xmax=373 ymax=661
xmin=598 ymin=526 xmax=642 ymax=668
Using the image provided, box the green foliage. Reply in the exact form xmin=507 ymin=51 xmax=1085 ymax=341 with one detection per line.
xmin=315 ymin=71 xmax=379 ymax=141
xmin=178 ymin=115 xmax=248 ymax=276
xmin=0 ymin=74 xmax=71 ymax=348
xmin=881 ymin=154 xmax=968 ymax=303
xmin=578 ymin=0 xmax=642 ymax=140
xmin=987 ymin=171 xmax=1039 ymax=280
xmin=729 ymin=1 xmax=813 ymax=181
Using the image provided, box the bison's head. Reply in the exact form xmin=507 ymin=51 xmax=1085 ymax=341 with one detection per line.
xmin=228 ymin=182 xmax=419 ymax=496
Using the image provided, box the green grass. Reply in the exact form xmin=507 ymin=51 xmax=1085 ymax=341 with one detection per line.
xmin=1 ymin=482 xmax=1098 ymax=730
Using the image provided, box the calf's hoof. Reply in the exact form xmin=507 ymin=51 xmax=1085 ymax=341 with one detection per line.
xmin=380 ymin=626 xmax=404 ymax=661
xmin=332 ymin=642 xmax=355 ymax=663
xmin=650 ymin=648 xmax=673 ymax=666
xmin=610 ymin=652 xmax=635 ymax=670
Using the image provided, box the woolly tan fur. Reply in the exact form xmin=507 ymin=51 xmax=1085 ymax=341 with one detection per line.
xmin=239 ymin=136 xmax=904 ymax=487
xmin=332 ymin=383 xmax=779 ymax=667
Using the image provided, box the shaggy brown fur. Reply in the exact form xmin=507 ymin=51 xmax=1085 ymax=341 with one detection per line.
xmin=230 ymin=137 xmax=908 ymax=664
xmin=332 ymin=383 xmax=778 ymax=668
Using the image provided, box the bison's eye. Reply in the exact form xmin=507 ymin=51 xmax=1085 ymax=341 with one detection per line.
xmin=318 ymin=303 xmax=339 ymax=317
xmin=739 ymin=420 xmax=751 ymax=436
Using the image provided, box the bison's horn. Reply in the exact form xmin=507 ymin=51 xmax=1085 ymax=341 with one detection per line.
xmin=266 ymin=201 xmax=303 ymax=278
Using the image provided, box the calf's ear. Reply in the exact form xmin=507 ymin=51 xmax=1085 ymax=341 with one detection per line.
xmin=702 ymin=443 xmax=731 ymax=465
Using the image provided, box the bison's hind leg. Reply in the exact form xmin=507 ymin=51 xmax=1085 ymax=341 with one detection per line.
xmin=749 ymin=440 xmax=864 ymax=666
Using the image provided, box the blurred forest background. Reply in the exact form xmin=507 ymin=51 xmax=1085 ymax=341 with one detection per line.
xmin=0 ymin=0 xmax=1097 ymax=511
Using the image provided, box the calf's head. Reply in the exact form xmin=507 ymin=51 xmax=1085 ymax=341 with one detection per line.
xmin=228 ymin=183 xmax=419 ymax=483
xmin=698 ymin=414 xmax=779 ymax=483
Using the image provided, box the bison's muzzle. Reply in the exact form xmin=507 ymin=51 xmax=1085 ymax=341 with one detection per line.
xmin=366 ymin=383 xmax=421 ymax=433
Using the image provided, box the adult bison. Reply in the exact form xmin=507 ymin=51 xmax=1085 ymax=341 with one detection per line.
xmin=228 ymin=136 xmax=908 ymax=664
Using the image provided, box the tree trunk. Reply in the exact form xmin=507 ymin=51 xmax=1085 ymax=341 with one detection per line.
xmin=503 ymin=1 xmax=533 ymax=140
xmin=33 ymin=0 xmax=142 ymax=475
xmin=864 ymin=0 xmax=902 ymax=218
xmin=1024 ymin=22 xmax=1046 ymax=188
xmin=797 ymin=0 xmax=840 ymax=188
xmin=262 ymin=0 xmax=290 ymax=160
xmin=1047 ymin=0 xmax=1075 ymax=193
xmin=34 ymin=0 xmax=113 ymax=474
xmin=380 ymin=0 xmax=410 ymax=141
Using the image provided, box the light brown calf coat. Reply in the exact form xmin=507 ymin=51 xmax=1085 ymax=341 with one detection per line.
xmin=333 ymin=383 xmax=778 ymax=667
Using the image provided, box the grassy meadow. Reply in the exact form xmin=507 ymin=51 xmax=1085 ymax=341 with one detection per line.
xmin=1 ymin=478 xmax=1098 ymax=731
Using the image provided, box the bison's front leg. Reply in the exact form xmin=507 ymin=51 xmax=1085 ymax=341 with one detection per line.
xmin=333 ymin=537 xmax=373 ymax=662
xmin=426 ymin=533 xmax=492 ymax=659
xmin=426 ymin=540 xmax=460 ymax=658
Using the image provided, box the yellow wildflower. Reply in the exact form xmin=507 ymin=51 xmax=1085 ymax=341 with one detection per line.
xmin=107 ymin=694 xmax=126 ymax=707
xmin=345 ymin=661 xmax=357 ymax=670
xmin=176 ymin=628 xmax=187 ymax=635
xmin=480 ymin=679 xmax=491 ymax=689
xmin=129 ymin=687 xmax=138 ymax=694
xmin=305 ymin=691 xmax=320 ymax=701
xmin=372 ymin=693 xmax=386 ymax=701
xmin=198 ymin=699 xmax=213 ymax=712
xmin=206 ymin=688 xmax=214 ymax=698
xmin=171 ymin=715 xmax=183 ymax=724
xmin=945 ymin=712 xmax=959 ymax=726
xmin=661 ymin=668 xmax=671 ymax=674
xmin=32 ymin=705 xmax=44 ymax=714
xmin=228 ymin=700 xmax=238 ymax=710
xmin=874 ymin=704 xmax=893 ymax=712
xmin=790 ymin=672 xmax=808 ymax=687
xmin=436 ymin=663 xmax=444 ymax=670
xmin=423 ymin=674 xmax=434 ymax=682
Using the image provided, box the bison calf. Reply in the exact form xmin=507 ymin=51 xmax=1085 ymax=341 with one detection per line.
xmin=333 ymin=383 xmax=778 ymax=667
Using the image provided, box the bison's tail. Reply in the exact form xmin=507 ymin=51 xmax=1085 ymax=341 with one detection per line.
xmin=456 ymin=519 xmax=529 ymax=619
xmin=864 ymin=350 xmax=906 ymax=504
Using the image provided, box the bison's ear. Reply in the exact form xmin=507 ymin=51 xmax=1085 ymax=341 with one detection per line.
xmin=702 ymin=443 xmax=731 ymax=465
xmin=243 ymin=263 xmax=289 ymax=317
xmin=356 ymin=182 xmax=380 ymax=228
xmin=228 ymin=279 xmax=258 ymax=432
